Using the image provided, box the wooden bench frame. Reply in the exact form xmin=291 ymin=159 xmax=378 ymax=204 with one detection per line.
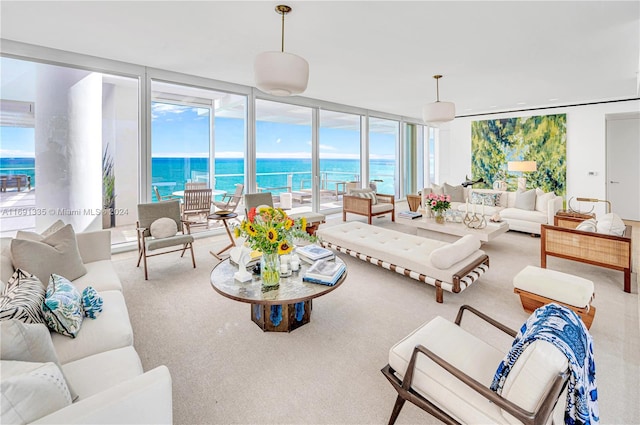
xmin=540 ymin=223 xmax=633 ymax=293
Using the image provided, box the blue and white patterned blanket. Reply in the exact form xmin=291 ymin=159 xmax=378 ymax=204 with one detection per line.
xmin=491 ymin=303 xmax=599 ymax=425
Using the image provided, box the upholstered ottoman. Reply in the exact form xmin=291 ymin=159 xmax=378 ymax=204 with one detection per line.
xmin=513 ymin=265 xmax=595 ymax=329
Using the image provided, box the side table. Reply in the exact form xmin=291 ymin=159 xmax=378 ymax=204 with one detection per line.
xmin=554 ymin=210 xmax=595 ymax=229
xmin=208 ymin=212 xmax=238 ymax=260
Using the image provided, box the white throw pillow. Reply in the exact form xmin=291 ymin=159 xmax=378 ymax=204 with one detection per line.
xmin=0 ymin=360 xmax=72 ymax=424
xmin=596 ymin=213 xmax=626 ymax=236
xmin=514 ymin=189 xmax=536 ymax=211
xmin=150 ymin=217 xmax=178 ymax=239
xmin=429 ymin=235 xmax=481 ymax=270
xmin=576 ymin=218 xmax=597 ymax=232
xmin=535 ymin=190 xmax=555 ymax=213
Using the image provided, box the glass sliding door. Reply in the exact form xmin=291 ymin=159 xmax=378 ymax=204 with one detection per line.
xmin=151 ymin=81 xmax=246 ymax=210
xmin=255 ymin=99 xmax=312 ymax=213
xmin=319 ymin=110 xmax=361 ymax=212
xmin=0 ymin=57 xmax=139 ymax=244
xmin=368 ymin=117 xmax=399 ymax=197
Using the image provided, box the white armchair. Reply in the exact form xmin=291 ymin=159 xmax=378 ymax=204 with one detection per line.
xmin=381 ymin=305 xmax=572 ymax=425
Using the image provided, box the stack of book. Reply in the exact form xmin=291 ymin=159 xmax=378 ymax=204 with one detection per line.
xmin=398 ymin=211 xmax=422 ymax=219
xmin=302 ymin=259 xmax=346 ymax=286
xmin=295 ymin=244 xmax=334 ymax=263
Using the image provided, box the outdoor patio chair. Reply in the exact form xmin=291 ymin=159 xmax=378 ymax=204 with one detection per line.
xmin=185 ymin=182 xmax=207 ymax=190
xmin=380 ymin=304 xmax=596 ymax=425
xmin=213 ymin=183 xmax=244 ymax=213
xmin=136 ymin=200 xmax=196 ymax=280
xmin=182 ymin=188 xmax=213 ymax=227
xmin=153 ymin=185 xmax=180 ymax=202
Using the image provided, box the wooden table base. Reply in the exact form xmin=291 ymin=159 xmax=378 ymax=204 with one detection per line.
xmin=251 ymin=300 xmax=312 ymax=332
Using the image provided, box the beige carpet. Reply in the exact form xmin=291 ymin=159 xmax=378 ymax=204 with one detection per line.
xmin=114 ymin=215 xmax=639 ymax=424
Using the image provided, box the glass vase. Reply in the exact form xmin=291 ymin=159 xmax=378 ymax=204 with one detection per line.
xmin=434 ymin=210 xmax=446 ymax=224
xmin=260 ymin=252 xmax=280 ymax=292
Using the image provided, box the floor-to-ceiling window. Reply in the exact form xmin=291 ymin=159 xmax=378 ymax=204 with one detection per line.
xmin=0 ymin=57 xmax=139 ymax=241
xmin=368 ymin=117 xmax=399 ymax=196
xmin=255 ymin=99 xmax=312 ymax=212
xmin=151 ymin=81 xmax=246 ymax=207
xmin=319 ymin=110 xmax=361 ymax=213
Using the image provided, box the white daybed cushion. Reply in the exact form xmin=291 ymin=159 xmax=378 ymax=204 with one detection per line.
xmin=429 ymin=235 xmax=481 ymax=270
xmin=316 ymin=222 xmax=485 ymax=284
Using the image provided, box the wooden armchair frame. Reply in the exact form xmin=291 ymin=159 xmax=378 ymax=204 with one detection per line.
xmin=541 ymin=223 xmax=632 ymax=292
xmin=343 ymin=193 xmax=395 ymax=224
xmin=381 ymin=305 xmax=569 ymax=425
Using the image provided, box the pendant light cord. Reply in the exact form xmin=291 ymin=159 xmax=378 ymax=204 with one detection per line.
xmin=281 ymin=10 xmax=285 ymax=52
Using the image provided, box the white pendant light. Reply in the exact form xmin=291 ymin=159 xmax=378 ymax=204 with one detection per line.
xmin=422 ymin=74 xmax=455 ymax=126
xmin=254 ymin=5 xmax=309 ymax=96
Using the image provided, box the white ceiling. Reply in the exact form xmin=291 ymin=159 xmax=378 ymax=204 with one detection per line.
xmin=1 ymin=1 xmax=639 ymax=119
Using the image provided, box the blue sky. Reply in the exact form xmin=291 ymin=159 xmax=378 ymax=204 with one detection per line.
xmin=0 ymin=103 xmax=396 ymax=159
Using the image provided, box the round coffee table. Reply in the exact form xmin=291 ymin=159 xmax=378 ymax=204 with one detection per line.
xmin=210 ymin=257 xmax=347 ymax=332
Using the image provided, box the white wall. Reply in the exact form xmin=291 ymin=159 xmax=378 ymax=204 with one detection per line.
xmin=440 ymin=99 xmax=640 ymax=217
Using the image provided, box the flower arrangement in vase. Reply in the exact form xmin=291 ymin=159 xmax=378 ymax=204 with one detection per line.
xmin=234 ymin=206 xmax=315 ymax=291
xmin=427 ymin=193 xmax=451 ymax=224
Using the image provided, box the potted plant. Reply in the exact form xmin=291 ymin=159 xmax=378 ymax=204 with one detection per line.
xmin=102 ymin=146 xmax=116 ymax=229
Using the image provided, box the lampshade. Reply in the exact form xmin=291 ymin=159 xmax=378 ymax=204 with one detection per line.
xmin=254 ymin=5 xmax=308 ymax=97
xmin=254 ymin=51 xmax=309 ymax=96
xmin=423 ymin=74 xmax=455 ymax=125
xmin=507 ymin=161 xmax=537 ymax=172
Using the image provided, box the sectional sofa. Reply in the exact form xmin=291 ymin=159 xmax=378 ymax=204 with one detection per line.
xmin=422 ymin=184 xmax=563 ymax=235
xmin=1 ymin=226 xmax=172 ymax=424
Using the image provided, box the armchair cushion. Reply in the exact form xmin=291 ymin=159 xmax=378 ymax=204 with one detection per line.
xmin=351 ymin=188 xmax=378 ymax=204
xmin=596 ymin=213 xmax=625 ymax=236
xmin=576 ymin=218 xmax=597 ymax=232
xmin=149 ymin=217 xmax=178 ymax=239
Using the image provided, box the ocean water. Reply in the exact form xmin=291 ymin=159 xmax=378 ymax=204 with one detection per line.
xmin=0 ymin=157 xmax=395 ymax=200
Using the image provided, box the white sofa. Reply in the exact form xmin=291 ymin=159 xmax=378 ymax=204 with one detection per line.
xmin=0 ymin=229 xmax=172 ymax=424
xmin=422 ymin=185 xmax=563 ymax=235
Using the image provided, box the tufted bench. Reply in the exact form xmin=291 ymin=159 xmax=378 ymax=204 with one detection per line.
xmin=513 ymin=265 xmax=595 ymax=329
xmin=316 ymin=222 xmax=489 ymax=303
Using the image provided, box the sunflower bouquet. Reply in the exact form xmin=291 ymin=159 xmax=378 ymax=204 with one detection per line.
xmin=234 ymin=206 xmax=314 ymax=255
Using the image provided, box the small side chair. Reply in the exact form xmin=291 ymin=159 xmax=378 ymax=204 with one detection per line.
xmin=137 ymin=200 xmax=196 ymax=280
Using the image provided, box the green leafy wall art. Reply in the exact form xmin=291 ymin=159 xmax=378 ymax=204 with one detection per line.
xmin=471 ymin=114 xmax=566 ymax=197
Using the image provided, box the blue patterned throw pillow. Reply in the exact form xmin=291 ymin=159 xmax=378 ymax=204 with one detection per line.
xmin=81 ymin=286 xmax=103 ymax=319
xmin=471 ymin=191 xmax=501 ymax=206
xmin=42 ymin=274 xmax=83 ymax=338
